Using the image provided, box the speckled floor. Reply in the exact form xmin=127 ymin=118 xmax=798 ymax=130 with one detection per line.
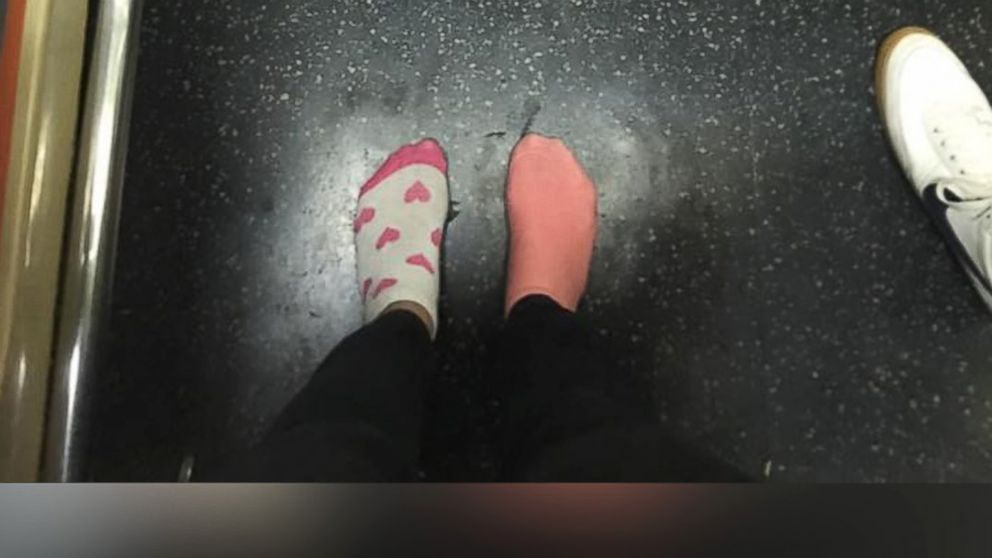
xmin=94 ymin=0 xmax=992 ymax=481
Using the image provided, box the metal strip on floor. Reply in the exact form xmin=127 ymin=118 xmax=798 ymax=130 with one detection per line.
xmin=45 ymin=0 xmax=142 ymax=482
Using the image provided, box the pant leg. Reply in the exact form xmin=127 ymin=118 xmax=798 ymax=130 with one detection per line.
xmin=200 ymin=310 xmax=435 ymax=481
xmin=497 ymin=295 xmax=749 ymax=481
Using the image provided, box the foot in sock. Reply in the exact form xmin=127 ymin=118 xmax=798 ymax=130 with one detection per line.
xmin=505 ymin=133 xmax=598 ymax=315
xmin=355 ymin=139 xmax=449 ymax=337
xmin=876 ymin=27 xmax=992 ymax=310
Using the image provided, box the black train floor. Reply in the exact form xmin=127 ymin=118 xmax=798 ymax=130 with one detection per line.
xmin=95 ymin=0 xmax=992 ymax=481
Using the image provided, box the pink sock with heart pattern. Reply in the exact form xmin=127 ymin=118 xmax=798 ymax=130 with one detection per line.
xmin=355 ymin=139 xmax=448 ymax=338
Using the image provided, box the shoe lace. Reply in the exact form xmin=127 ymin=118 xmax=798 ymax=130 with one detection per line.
xmin=935 ymin=178 xmax=992 ymax=280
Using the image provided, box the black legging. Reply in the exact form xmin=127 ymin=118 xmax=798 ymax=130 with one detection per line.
xmin=201 ymin=295 xmax=746 ymax=481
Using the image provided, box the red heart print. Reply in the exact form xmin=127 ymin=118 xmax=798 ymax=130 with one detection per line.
xmin=406 ymin=253 xmax=435 ymax=275
xmin=372 ymin=278 xmax=398 ymax=299
xmin=353 ymin=207 xmax=375 ymax=233
xmin=375 ymin=227 xmax=401 ymax=250
xmin=404 ymin=181 xmax=431 ymax=203
xmin=361 ymin=278 xmax=373 ymax=301
xmin=431 ymin=228 xmax=442 ymax=247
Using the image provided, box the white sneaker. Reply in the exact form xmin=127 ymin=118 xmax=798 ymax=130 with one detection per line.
xmin=877 ymin=26 xmax=992 ymax=311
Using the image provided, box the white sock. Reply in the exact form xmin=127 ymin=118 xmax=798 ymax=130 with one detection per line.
xmin=354 ymin=139 xmax=448 ymax=338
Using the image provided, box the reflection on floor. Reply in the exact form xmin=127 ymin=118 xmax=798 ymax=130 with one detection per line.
xmin=96 ymin=0 xmax=992 ymax=480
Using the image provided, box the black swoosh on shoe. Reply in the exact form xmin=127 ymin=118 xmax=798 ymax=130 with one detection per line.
xmin=921 ymin=183 xmax=992 ymax=294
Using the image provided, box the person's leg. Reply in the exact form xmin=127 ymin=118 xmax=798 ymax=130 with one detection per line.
xmin=208 ymin=306 xmax=433 ymax=481
xmin=497 ymin=134 xmax=747 ymax=481
xmin=499 ymin=295 xmax=747 ymax=481
xmin=200 ymin=139 xmax=449 ymax=481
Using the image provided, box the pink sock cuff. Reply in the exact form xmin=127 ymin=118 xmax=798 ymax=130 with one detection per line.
xmin=359 ymin=138 xmax=448 ymax=199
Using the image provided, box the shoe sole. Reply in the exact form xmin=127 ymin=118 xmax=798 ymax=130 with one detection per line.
xmin=874 ymin=26 xmax=936 ymax=120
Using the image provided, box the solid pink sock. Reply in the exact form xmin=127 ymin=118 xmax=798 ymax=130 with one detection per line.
xmin=505 ymin=134 xmax=598 ymax=315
